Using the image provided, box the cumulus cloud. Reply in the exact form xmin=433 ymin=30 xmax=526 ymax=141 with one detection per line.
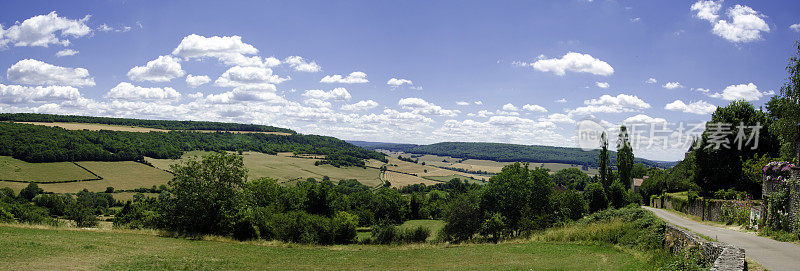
xmin=456 ymin=101 xmax=470 ymax=106
xmin=623 ymin=114 xmax=667 ymax=125
xmin=0 ymin=11 xmax=91 ymax=48
xmin=529 ymin=52 xmax=614 ymax=76
xmin=264 ymin=57 xmax=281 ymax=67
xmin=474 ymin=101 xmax=483 ymax=105
xmin=662 ymin=82 xmax=684 ymax=89
xmin=7 ymin=59 xmax=95 ymax=87
xmin=341 ymin=100 xmax=378 ymax=111
xmin=205 ymin=86 xmax=286 ymax=104
xmin=571 ymin=94 xmax=650 ymax=115
xmin=185 ymin=74 xmax=211 ymax=88
xmin=665 ymin=100 xmax=717 ymax=114
xmin=791 ymin=23 xmax=800 ymax=32
xmin=555 ymin=98 xmax=567 ymax=103
xmin=284 ymin=56 xmax=321 ymax=72
xmin=522 ymin=104 xmax=548 ymax=113
xmin=645 ymin=77 xmax=657 ymax=84
xmin=709 ymin=83 xmax=772 ymax=101
xmin=387 ymin=78 xmax=414 ymax=89
xmin=105 ymin=82 xmax=181 ymax=101
xmin=55 ymin=49 xmax=78 ymax=57
xmin=320 ymin=71 xmax=368 ymax=84
xmin=538 ymin=113 xmax=574 ymax=124
xmin=398 ymin=97 xmax=458 ymax=117
xmin=127 ymin=55 xmax=185 ymax=82
xmin=302 ymin=88 xmax=351 ymax=101
xmin=172 ymin=34 xmax=264 ymax=67
xmin=0 ymin=84 xmax=81 ymax=104
xmin=502 ymin=103 xmax=519 ymax=111
xmin=595 ymin=82 xmax=610 ymax=88
xmin=214 ymin=66 xmax=288 ymax=89
xmin=691 ymin=1 xmax=770 ymax=43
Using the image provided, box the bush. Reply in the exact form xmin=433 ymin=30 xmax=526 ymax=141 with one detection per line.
xmin=585 ymin=182 xmax=608 ymax=213
xmin=67 ymin=202 xmax=99 ymax=228
xmin=480 ymin=213 xmax=507 ymax=243
xmin=371 ymin=222 xmax=399 ymax=245
xmin=34 ymin=194 xmax=72 ymax=216
xmin=19 ymin=183 xmax=43 ymax=201
xmin=399 ymin=226 xmax=430 ymax=243
xmin=0 ymin=207 xmax=13 ymax=222
xmin=607 ymin=180 xmax=628 ymax=209
xmin=331 ymin=211 xmax=358 ymax=244
xmin=105 ymin=187 xmax=115 ymax=193
xmin=559 ymin=190 xmax=587 ymax=221
xmin=6 ymin=203 xmax=51 ymax=224
xmin=440 ymin=192 xmax=482 ymax=242
xmin=534 ymin=207 xmax=665 ymax=250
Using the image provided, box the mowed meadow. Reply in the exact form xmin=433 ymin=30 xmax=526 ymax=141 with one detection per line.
xmin=0 ymin=224 xmax=653 ymax=271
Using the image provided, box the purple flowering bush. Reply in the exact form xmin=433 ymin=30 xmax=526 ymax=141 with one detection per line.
xmin=762 ymin=161 xmax=796 ymax=184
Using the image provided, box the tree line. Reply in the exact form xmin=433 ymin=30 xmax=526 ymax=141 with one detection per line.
xmin=0 ymin=113 xmax=295 ymax=133
xmin=0 ymin=122 xmax=386 ymax=166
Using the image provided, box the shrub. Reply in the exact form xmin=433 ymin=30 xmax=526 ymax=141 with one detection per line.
xmin=331 ymin=211 xmax=358 ymax=244
xmin=19 ymin=183 xmax=43 ymax=201
xmin=399 ymin=226 xmax=430 ymax=243
xmin=7 ymin=203 xmax=51 ymax=224
xmin=607 ymin=180 xmax=628 ymax=209
xmin=585 ymin=182 xmax=608 ymax=213
xmin=559 ymin=190 xmax=587 ymax=221
xmin=0 ymin=207 xmax=13 ymax=222
xmin=534 ymin=207 xmax=665 ymax=251
xmin=34 ymin=194 xmax=72 ymax=216
xmin=67 ymin=202 xmax=99 ymax=228
xmin=480 ymin=213 xmax=507 ymax=243
xmin=105 ymin=187 xmax=115 ymax=193
xmin=371 ymin=222 xmax=399 ymax=245
xmin=440 ymin=192 xmax=482 ymax=242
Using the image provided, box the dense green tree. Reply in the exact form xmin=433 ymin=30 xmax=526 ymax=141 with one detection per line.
xmin=616 ymin=126 xmax=634 ymax=189
xmin=552 ymin=168 xmax=590 ymax=190
xmin=162 ymin=152 xmax=248 ymax=236
xmin=441 ymin=191 xmax=483 ymax=242
xmin=480 ymin=163 xmax=554 ymax=234
xmin=598 ymin=132 xmax=612 ymax=187
xmin=19 ymin=183 xmax=43 ymax=201
xmin=585 ymin=182 xmax=608 ymax=213
xmin=766 ymin=41 xmax=800 ymax=162
xmin=607 ymin=180 xmax=628 ymax=209
xmin=558 ymin=189 xmax=587 ymax=221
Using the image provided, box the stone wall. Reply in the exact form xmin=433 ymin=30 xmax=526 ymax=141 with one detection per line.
xmin=761 ymin=167 xmax=800 ymax=232
xmin=663 ymin=223 xmax=746 ymax=270
xmin=650 ymin=196 xmax=727 ymax=223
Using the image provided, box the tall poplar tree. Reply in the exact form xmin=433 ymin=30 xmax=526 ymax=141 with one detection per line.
xmin=616 ymin=125 xmax=634 ymax=190
xmin=598 ymin=131 xmax=611 ymax=187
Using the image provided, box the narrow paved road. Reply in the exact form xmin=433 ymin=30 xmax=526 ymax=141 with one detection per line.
xmin=644 ymin=206 xmax=800 ymax=271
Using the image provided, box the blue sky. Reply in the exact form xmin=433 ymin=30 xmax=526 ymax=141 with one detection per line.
xmin=1 ymin=0 xmax=799 ymax=161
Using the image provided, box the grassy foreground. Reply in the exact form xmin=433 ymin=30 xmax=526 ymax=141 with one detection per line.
xmin=0 ymin=224 xmax=651 ymax=270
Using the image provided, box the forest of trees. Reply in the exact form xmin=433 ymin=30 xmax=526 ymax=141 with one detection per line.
xmin=0 ymin=122 xmax=385 ymax=166
xmin=353 ymin=141 xmax=671 ymax=168
xmin=0 ymin=113 xmax=295 ymax=133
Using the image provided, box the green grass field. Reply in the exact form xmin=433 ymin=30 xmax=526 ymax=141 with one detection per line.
xmin=0 ymin=161 xmax=172 ymax=194
xmin=147 ymin=151 xmax=382 ymax=186
xmin=0 ymin=224 xmax=652 ymax=270
xmin=0 ymin=156 xmax=97 ymax=183
xmin=422 ymin=174 xmax=486 ymax=184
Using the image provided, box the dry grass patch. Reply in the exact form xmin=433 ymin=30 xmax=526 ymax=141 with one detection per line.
xmin=0 ymin=156 xmax=97 ymax=183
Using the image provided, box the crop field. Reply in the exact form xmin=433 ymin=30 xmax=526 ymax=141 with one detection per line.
xmin=385 ymin=151 xmax=599 ymax=176
xmin=147 ymin=151 xmax=382 ymax=187
xmin=15 ymin=121 xmax=292 ymax=135
xmin=0 ymin=156 xmax=97 ymax=183
xmin=0 ymin=224 xmax=652 ymax=270
xmin=422 ymin=174 xmax=485 ymax=184
xmin=0 ymin=161 xmax=172 ymax=194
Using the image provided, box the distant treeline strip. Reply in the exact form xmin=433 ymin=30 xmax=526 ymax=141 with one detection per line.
xmin=359 ymin=142 xmax=670 ymax=168
xmin=0 ymin=122 xmax=386 ymax=166
xmin=0 ymin=113 xmax=295 ymax=133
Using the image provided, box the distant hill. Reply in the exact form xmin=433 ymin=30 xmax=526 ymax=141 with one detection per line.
xmin=349 ymin=141 xmax=678 ymax=168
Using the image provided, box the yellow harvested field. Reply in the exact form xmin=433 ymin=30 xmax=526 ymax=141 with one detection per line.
xmin=384 ymin=151 xmax=598 ymax=176
xmin=0 ymin=156 xmax=97 ymax=182
xmin=15 ymin=122 xmax=291 ymax=135
xmin=383 ymin=171 xmax=439 ymax=188
xmin=384 ymin=156 xmax=486 ymax=180
xmin=0 ymin=161 xmax=172 ymax=194
xmin=147 ymin=151 xmax=382 ymax=187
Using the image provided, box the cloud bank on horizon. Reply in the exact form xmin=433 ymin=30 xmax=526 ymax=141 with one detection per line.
xmin=0 ymin=0 xmax=798 ymax=161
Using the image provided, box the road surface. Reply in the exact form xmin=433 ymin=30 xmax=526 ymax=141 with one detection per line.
xmin=644 ymin=206 xmax=800 ymax=271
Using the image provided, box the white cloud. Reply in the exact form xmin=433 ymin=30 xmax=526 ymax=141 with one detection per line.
xmin=205 ymin=86 xmax=286 ymax=104
xmin=302 ymin=88 xmax=351 ymax=101
xmin=630 ymin=17 xmax=641 ymax=23
xmin=55 ymin=49 xmax=78 ymax=57
xmin=709 ymin=83 xmax=771 ymax=101
xmin=571 ymin=94 xmax=651 ymax=115
xmin=662 ymin=82 xmax=684 ymax=89
xmin=595 ymin=81 xmax=610 ymax=88
xmin=387 ymin=78 xmax=413 ymax=88
xmin=555 ymin=98 xmax=567 ymax=103
xmin=6 ymin=59 xmax=95 ymax=87
xmin=0 ymin=11 xmax=92 ymax=48
xmin=127 ymin=55 xmax=185 ymax=82
xmin=623 ymin=114 xmax=667 ymax=125
xmin=264 ymin=57 xmax=281 ymax=67
xmin=538 ymin=113 xmax=574 ymax=124
xmin=398 ymin=97 xmax=459 ymax=117
xmin=185 ymin=74 xmax=211 ymax=88
xmin=530 ymin=52 xmax=614 ymax=76
xmin=97 ymin=24 xmax=113 ymax=32
xmin=791 ymin=23 xmax=800 ymax=32
xmin=502 ymin=103 xmax=519 ymax=111
xmin=691 ymin=1 xmax=770 ymax=43
xmin=645 ymin=77 xmax=657 ymax=84
xmin=341 ymin=100 xmax=379 ymax=111
xmin=522 ymin=104 xmax=548 ymax=113
xmin=664 ymin=100 xmax=717 ymax=115
xmin=320 ymin=71 xmax=368 ymax=84
xmin=172 ymin=34 xmax=264 ymax=67
xmin=284 ymin=56 xmax=321 ymax=72
xmin=0 ymin=84 xmax=81 ymax=104
xmin=214 ymin=66 xmax=288 ymax=89
xmin=304 ymin=99 xmax=331 ymax=108
xmin=474 ymin=101 xmax=483 ymax=105
xmin=105 ymin=82 xmax=181 ymax=101
xmin=693 ymin=87 xmax=711 ymax=93
xmin=456 ymin=101 xmax=470 ymax=106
